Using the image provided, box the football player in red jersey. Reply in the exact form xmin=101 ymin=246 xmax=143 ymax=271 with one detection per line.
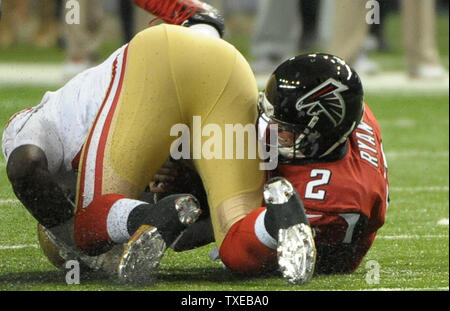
xmin=255 ymin=53 xmax=389 ymax=274
xmin=163 ymin=53 xmax=389 ymax=275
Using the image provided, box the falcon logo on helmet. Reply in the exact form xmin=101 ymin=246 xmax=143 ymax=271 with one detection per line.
xmin=295 ymin=78 xmax=349 ymax=127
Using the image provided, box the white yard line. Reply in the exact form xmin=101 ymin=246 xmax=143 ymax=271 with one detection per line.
xmin=358 ymin=71 xmax=450 ymax=94
xmin=0 ymin=63 xmax=63 ymax=87
xmin=1 ymin=64 xmax=448 ymax=93
xmin=256 ymin=71 xmax=449 ymax=93
xmin=0 ymin=244 xmax=38 ymax=250
xmin=0 ymin=234 xmax=446 ymax=251
xmin=438 ymin=219 xmax=449 ymax=226
xmin=378 ymin=119 xmax=417 ymax=128
xmin=0 ymin=198 xmax=21 ymax=204
xmin=389 ymin=186 xmax=449 ymax=192
xmin=377 ymin=234 xmax=448 ymax=240
xmin=386 ymin=151 xmax=449 ymax=159
xmin=1 ymin=186 xmax=447 ymax=205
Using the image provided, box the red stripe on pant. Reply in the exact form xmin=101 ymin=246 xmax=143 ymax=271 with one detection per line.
xmin=93 ymin=47 xmax=128 ymax=199
xmin=219 ymin=207 xmax=277 ymax=275
xmin=76 ymin=58 xmax=118 ymax=210
xmin=76 ymin=45 xmax=129 ymax=210
xmin=74 ymin=194 xmax=126 ymax=256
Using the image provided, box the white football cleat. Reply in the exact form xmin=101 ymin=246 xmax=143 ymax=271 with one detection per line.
xmin=263 ymin=177 xmax=317 ymax=285
xmin=117 ymin=194 xmax=202 ymax=284
xmin=118 ymin=225 xmax=166 ymax=285
xmin=277 ymin=223 xmax=316 ymax=285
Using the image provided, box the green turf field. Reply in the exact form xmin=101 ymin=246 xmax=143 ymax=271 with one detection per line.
xmin=0 ymin=86 xmax=448 ymax=291
xmin=0 ymin=9 xmax=448 ymax=292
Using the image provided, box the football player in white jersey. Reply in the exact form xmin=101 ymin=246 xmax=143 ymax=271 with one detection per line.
xmin=2 ymin=0 xmax=224 ymax=278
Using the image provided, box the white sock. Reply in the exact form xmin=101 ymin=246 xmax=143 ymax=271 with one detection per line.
xmin=106 ymin=198 xmax=145 ymax=243
xmin=254 ymin=209 xmax=277 ymax=250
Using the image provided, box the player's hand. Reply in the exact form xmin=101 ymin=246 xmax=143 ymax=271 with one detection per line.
xmin=149 ymin=158 xmax=209 ymax=215
xmin=149 ymin=159 xmax=181 ymax=193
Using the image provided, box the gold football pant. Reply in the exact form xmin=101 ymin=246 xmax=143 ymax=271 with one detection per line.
xmin=76 ymin=25 xmax=265 ymax=247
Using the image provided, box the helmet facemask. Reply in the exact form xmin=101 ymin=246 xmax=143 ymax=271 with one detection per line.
xmin=258 ymin=92 xmax=324 ymax=161
xmin=258 ymin=92 xmax=360 ymax=163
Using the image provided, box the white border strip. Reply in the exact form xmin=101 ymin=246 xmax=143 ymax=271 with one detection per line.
xmin=358 ymin=287 xmax=449 ymax=291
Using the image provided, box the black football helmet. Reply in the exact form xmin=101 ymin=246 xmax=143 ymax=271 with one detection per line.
xmin=258 ymin=53 xmax=364 ymax=163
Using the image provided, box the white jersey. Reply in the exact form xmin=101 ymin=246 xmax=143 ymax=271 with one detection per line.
xmin=2 ymin=45 xmax=128 ymax=175
xmin=2 ymin=25 xmax=220 ymax=175
xmin=2 ymin=25 xmax=222 ymax=274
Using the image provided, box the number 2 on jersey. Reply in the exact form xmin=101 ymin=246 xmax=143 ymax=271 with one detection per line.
xmin=304 ymin=169 xmax=331 ymax=200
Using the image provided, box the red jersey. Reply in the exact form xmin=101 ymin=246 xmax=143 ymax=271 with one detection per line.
xmin=275 ymin=104 xmax=389 ymax=273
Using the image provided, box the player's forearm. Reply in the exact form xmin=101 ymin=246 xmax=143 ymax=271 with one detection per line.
xmin=10 ymin=168 xmax=74 ymax=228
xmin=170 ymin=217 xmax=214 ymax=252
xmin=315 ymin=232 xmax=376 ymax=274
xmin=6 ymin=146 xmax=74 ymax=228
